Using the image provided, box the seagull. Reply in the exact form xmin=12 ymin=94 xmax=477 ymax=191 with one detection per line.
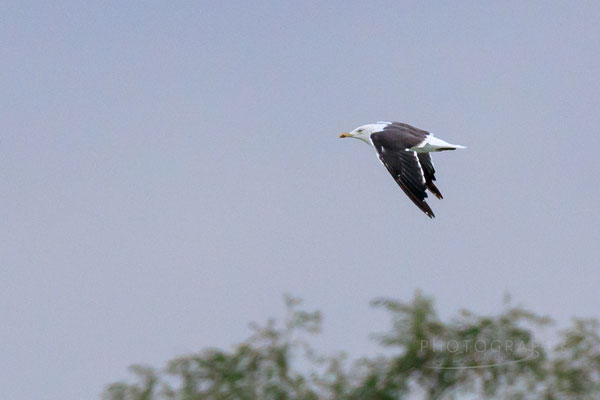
xmin=339 ymin=121 xmax=465 ymax=218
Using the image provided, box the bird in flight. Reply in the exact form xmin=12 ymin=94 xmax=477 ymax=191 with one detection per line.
xmin=339 ymin=121 xmax=465 ymax=218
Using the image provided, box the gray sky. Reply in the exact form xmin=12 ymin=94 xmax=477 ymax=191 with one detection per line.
xmin=2 ymin=1 xmax=600 ymax=399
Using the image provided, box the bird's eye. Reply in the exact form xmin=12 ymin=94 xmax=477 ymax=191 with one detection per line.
xmin=357 ymin=129 xmax=363 ymax=133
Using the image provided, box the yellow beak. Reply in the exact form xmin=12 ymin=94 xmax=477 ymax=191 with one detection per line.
xmin=339 ymin=132 xmax=350 ymax=138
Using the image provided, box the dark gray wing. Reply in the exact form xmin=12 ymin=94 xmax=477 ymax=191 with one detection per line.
xmin=382 ymin=122 xmax=429 ymax=147
xmin=418 ymin=153 xmax=443 ymax=199
xmin=371 ymin=130 xmax=435 ymax=218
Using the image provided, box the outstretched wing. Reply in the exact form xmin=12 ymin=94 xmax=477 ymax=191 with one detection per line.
xmin=418 ymin=153 xmax=443 ymax=199
xmin=371 ymin=130 xmax=435 ymax=218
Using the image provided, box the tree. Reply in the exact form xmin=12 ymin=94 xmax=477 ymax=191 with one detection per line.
xmin=103 ymin=292 xmax=600 ymax=400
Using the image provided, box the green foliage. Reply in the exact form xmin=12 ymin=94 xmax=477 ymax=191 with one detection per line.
xmin=103 ymin=293 xmax=600 ymax=400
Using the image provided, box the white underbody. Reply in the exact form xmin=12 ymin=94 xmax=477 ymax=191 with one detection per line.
xmin=409 ymin=134 xmax=466 ymax=153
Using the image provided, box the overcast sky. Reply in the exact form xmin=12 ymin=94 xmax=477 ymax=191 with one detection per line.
xmin=2 ymin=1 xmax=600 ymax=399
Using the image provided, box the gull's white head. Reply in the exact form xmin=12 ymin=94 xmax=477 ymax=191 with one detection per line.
xmin=339 ymin=122 xmax=389 ymax=146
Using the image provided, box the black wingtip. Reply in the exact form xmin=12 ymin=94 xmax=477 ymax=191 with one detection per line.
xmin=426 ymin=182 xmax=443 ymax=200
xmin=421 ymin=203 xmax=435 ymax=219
